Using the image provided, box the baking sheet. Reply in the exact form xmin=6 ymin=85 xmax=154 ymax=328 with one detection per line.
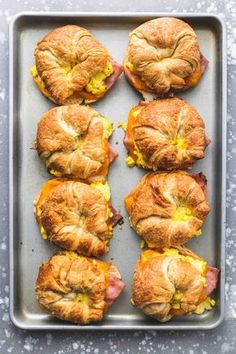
xmin=9 ymin=12 xmax=226 ymax=329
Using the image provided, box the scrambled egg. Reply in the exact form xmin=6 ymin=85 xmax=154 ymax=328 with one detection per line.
xmin=40 ymin=226 xmax=48 ymax=240
xmin=31 ymin=65 xmax=38 ymax=78
xmin=172 ymin=206 xmax=201 ymax=237
xmin=125 ymin=61 xmax=135 ymax=72
xmin=195 ymin=229 xmax=202 ymax=237
xmin=91 ymin=181 xmax=111 ymax=202
xmin=172 ymin=137 xmax=186 ymax=150
xmin=102 ymin=117 xmax=114 ymax=139
xmin=117 ymin=121 xmax=127 ymax=131
xmin=74 ymin=293 xmax=88 ymax=303
xmin=172 ymin=206 xmax=192 ymax=222
xmin=85 ymin=62 xmax=113 ymax=95
xmin=125 ymin=156 xmax=136 ymax=167
xmin=162 ymin=248 xmax=207 ymax=275
xmin=50 ymin=169 xmax=63 ymax=177
xmin=64 ymin=251 xmax=82 ymax=259
xmin=133 ymin=148 xmax=154 ymax=170
xmin=194 ymin=297 xmax=215 ymax=314
xmin=171 ymin=290 xmax=184 ymax=309
xmin=140 ymin=240 xmax=146 ymax=249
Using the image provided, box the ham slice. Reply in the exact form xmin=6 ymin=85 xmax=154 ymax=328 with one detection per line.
xmin=110 ymin=205 xmax=123 ymax=226
xmin=200 ymin=53 xmax=209 ymax=75
xmin=205 ymin=135 xmax=211 ymax=146
xmin=105 ymin=60 xmax=123 ymax=89
xmin=139 ymin=100 xmax=150 ymax=106
xmin=108 ymin=143 xmax=118 ymax=163
xmin=123 ymin=131 xmax=130 ymax=151
xmin=124 ymin=66 xmax=137 ymax=88
xmin=205 ymin=266 xmax=220 ymax=296
xmin=191 ymin=172 xmax=208 ymax=198
xmin=106 ymin=265 xmax=126 ymax=307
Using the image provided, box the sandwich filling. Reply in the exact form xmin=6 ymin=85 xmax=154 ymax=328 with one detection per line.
xmin=140 ymin=248 xmax=215 ymax=315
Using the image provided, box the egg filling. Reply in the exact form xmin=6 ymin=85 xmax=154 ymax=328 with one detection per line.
xmin=31 ymin=61 xmax=114 ymax=98
xmin=172 ymin=206 xmax=192 ymax=222
xmin=85 ymin=62 xmax=114 ymax=95
xmin=140 ymin=248 xmax=215 ymax=314
xmin=172 ymin=137 xmax=186 ymax=150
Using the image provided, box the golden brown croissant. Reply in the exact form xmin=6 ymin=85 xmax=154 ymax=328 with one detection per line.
xmin=34 ymin=179 xmax=122 ymax=257
xmin=131 ymin=247 xmax=219 ymax=322
xmin=35 ymin=251 xmax=125 ymax=324
xmin=124 ymin=98 xmax=209 ymax=170
xmin=124 ymin=17 xmax=208 ymax=100
xmin=35 ymin=104 xmax=118 ymax=181
xmin=125 ymin=171 xmax=210 ymax=248
xmin=31 ymin=25 xmax=123 ymax=104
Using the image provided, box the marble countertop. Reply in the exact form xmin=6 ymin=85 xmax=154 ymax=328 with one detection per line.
xmin=0 ymin=0 xmax=236 ymax=353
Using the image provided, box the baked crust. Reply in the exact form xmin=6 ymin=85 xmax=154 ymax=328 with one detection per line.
xmin=131 ymin=247 xmax=208 ymax=322
xmin=35 ymin=252 xmax=111 ymax=324
xmin=125 ymin=171 xmax=210 ymax=248
xmin=35 ymin=180 xmax=112 ymax=257
xmin=32 ymin=25 xmax=122 ymax=104
xmin=124 ymin=17 xmax=207 ymax=98
xmin=125 ymin=98 xmax=208 ymax=170
xmin=36 ymin=104 xmax=115 ymax=181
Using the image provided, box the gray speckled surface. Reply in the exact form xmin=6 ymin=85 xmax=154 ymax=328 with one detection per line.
xmin=0 ymin=0 xmax=236 ymax=353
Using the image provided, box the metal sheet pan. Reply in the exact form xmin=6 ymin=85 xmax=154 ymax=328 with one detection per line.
xmin=9 ymin=12 xmax=226 ymax=330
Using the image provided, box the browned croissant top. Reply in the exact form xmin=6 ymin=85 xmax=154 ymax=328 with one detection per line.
xmin=125 ymin=171 xmax=210 ymax=248
xmin=35 ymin=252 xmax=125 ymax=324
xmin=124 ymin=17 xmax=208 ymax=99
xmin=34 ymin=179 xmax=114 ymax=257
xmin=36 ymin=104 xmax=117 ymax=182
xmin=32 ymin=25 xmax=123 ymax=104
xmin=131 ymin=247 xmax=218 ymax=322
xmin=124 ymin=98 xmax=209 ymax=170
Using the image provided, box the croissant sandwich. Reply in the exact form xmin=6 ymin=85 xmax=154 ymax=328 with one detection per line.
xmin=35 ymin=104 xmax=118 ymax=182
xmin=125 ymin=171 xmax=210 ymax=248
xmin=35 ymin=251 xmax=125 ymax=324
xmin=31 ymin=25 xmax=123 ymax=104
xmin=34 ymin=179 xmax=122 ymax=257
xmin=124 ymin=17 xmax=208 ymax=100
xmin=131 ymin=247 xmax=219 ymax=322
xmin=124 ymin=98 xmax=210 ymax=171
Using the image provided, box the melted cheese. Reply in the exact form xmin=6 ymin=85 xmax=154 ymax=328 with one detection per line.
xmin=31 ymin=65 xmax=51 ymax=98
xmin=91 ymin=181 xmax=111 ymax=202
xmin=85 ymin=62 xmax=113 ymax=95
